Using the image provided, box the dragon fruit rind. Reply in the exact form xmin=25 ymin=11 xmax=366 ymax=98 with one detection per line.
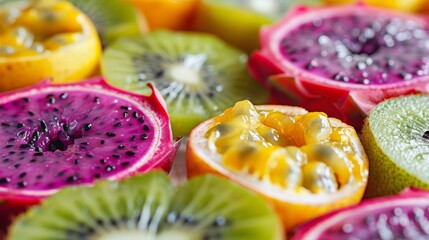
xmin=249 ymin=4 xmax=429 ymax=130
xmin=0 ymin=78 xmax=180 ymax=230
xmin=292 ymin=188 xmax=429 ymax=239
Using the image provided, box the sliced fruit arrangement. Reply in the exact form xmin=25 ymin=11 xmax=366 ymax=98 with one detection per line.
xmin=0 ymin=78 xmax=179 ymax=230
xmin=101 ymin=30 xmax=268 ymax=137
xmin=292 ymin=188 xmax=429 ymax=239
xmin=123 ymin=0 xmax=199 ymax=31
xmin=324 ymin=0 xmax=426 ymax=12
xmin=249 ymin=4 xmax=429 ymax=130
xmin=187 ymin=100 xmax=368 ymax=230
xmin=0 ymin=0 xmax=101 ymax=91
xmin=190 ymin=0 xmax=321 ymax=54
xmin=362 ymin=95 xmax=429 ymax=198
xmin=68 ymin=0 xmax=147 ymax=47
xmin=8 ymin=171 xmax=283 ymax=240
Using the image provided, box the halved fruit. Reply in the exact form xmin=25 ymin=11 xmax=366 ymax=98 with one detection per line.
xmin=123 ymin=0 xmax=199 ymax=30
xmin=187 ymin=100 xmax=368 ymax=230
xmin=362 ymin=94 xmax=429 ymax=198
xmin=0 ymin=0 xmax=101 ymax=91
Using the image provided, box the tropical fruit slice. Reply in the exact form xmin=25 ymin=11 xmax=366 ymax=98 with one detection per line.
xmin=187 ymin=100 xmax=368 ymax=230
xmin=0 ymin=0 xmax=101 ymax=91
xmin=123 ymin=0 xmax=199 ymax=30
xmin=68 ymin=0 xmax=148 ymax=47
xmin=292 ymin=188 xmax=429 ymax=239
xmin=362 ymin=94 xmax=429 ymax=198
xmin=101 ymin=30 xmax=268 ymax=137
xmin=0 ymin=78 xmax=179 ymax=234
xmin=190 ymin=0 xmax=320 ymax=53
xmin=249 ymin=4 xmax=429 ymax=130
xmin=8 ymin=171 xmax=283 ymax=240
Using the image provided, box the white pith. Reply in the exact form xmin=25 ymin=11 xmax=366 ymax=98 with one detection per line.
xmin=168 ymin=64 xmax=201 ymax=85
xmin=94 ymin=228 xmax=200 ymax=240
xmin=189 ymin=105 xmax=368 ymax=204
xmin=0 ymin=83 xmax=171 ymax=200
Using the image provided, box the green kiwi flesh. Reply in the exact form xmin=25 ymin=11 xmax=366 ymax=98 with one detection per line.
xmin=8 ymin=171 xmax=282 ymax=239
xmin=68 ymin=0 xmax=145 ymax=47
xmin=101 ymin=30 xmax=269 ymax=137
xmin=362 ymin=95 xmax=429 ymax=198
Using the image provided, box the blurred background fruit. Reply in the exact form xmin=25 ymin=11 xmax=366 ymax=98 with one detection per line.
xmin=324 ymin=0 xmax=427 ymax=12
xmin=123 ymin=0 xmax=199 ymax=30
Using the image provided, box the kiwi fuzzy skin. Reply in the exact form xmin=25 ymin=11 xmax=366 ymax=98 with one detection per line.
xmin=362 ymin=114 xmax=429 ymax=198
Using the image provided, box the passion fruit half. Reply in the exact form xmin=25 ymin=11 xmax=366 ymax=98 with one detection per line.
xmin=0 ymin=0 xmax=101 ymax=91
xmin=187 ymin=100 xmax=369 ymax=230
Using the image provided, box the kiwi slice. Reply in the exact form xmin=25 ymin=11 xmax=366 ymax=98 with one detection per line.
xmin=8 ymin=171 xmax=282 ymax=239
xmin=362 ymin=95 xmax=429 ymax=198
xmin=101 ymin=30 xmax=269 ymax=137
xmin=68 ymin=0 xmax=146 ymax=47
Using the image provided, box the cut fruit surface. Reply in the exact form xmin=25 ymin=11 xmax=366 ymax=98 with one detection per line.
xmin=0 ymin=78 xmax=179 ymax=232
xmin=362 ymin=94 xmax=429 ymax=198
xmin=292 ymin=188 xmax=429 ymax=239
xmin=187 ymin=100 xmax=368 ymax=230
xmin=8 ymin=171 xmax=283 ymax=240
xmin=68 ymin=0 xmax=148 ymax=47
xmin=101 ymin=30 xmax=268 ymax=137
xmin=0 ymin=0 xmax=101 ymax=91
xmin=249 ymin=4 xmax=429 ymax=130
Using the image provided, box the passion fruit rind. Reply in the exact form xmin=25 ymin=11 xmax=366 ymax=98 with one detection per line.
xmin=187 ymin=100 xmax=369 ymax=230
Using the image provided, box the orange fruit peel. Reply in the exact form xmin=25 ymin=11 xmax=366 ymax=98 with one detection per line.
xmin=187 ymin=100 xmax=369 ymax=230
xmin=0 ymin=0 xmax=101 ymax=91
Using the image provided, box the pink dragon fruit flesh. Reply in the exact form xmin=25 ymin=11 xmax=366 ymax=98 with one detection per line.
xmin=0 ymin=78 xmax=180 ymax=231
xmin=249 ymin=4 xmax=429 ymax=130
xmin=292 ymin=188 xmax=429 ymax=240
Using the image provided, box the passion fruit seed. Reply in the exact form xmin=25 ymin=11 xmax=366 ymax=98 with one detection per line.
xmin=302 ymin=161 xmax=338 ymax=194
xmin=298 ymin=112 xmax=332 ymax=144
xmin=208 ymin=100 xmax=358 ymax=194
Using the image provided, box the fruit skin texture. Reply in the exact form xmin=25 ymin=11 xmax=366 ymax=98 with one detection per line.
xmin=291 ymin=188 xmax=429 ymax=239
xmin=362 ymin=95 xmax=429 ymax=198
xmin=187 ymin=105 xmax=368 ymax=230
xmin=248 ymin=4 xmax=429 ymax=130
xmin=123 ymin=0 xmax=199 ymax=30
xmin=0 ymin=78 xmax=180 ymax=233
xmin=0 ymin=2 xmax=101 ymax=92
xmin=190 ymin=0 xmax=273 ymax=54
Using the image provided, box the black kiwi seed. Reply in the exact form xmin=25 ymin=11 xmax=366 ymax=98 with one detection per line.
xmin=423 ymin=131 xmax=429 ymax=139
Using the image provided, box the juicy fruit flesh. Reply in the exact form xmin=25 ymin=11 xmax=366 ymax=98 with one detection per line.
xmin=8 ymin=172 xmax=282 ymax=240
xmin=0 ymin=0 xmax=85 ymax=57
xmin=0 ymin=88 xmax=154 ymax=191
xmin=206 ymin=100 xmax=364 ymax=194
xmin=319 ymin=204 xmax=429 ymax=239
xmin=280 ymin=12 xmax=429 ymax=85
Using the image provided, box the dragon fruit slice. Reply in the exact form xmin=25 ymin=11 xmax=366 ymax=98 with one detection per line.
xmin=292 ymin=188 xmax=429 ymax=239
xmin=249 ymin=4 xmax=429 ymax=129
xmin=0 ymin=78 xmax=179 ymax=229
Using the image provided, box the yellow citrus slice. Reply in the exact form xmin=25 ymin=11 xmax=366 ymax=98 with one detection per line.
xmin=123 ymin=0 xmax=199 ymax=30
xmin=187 ymin=100 xmax=368 ymax=230
xmin=0 ymin=0 xmax=101 ymax=91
